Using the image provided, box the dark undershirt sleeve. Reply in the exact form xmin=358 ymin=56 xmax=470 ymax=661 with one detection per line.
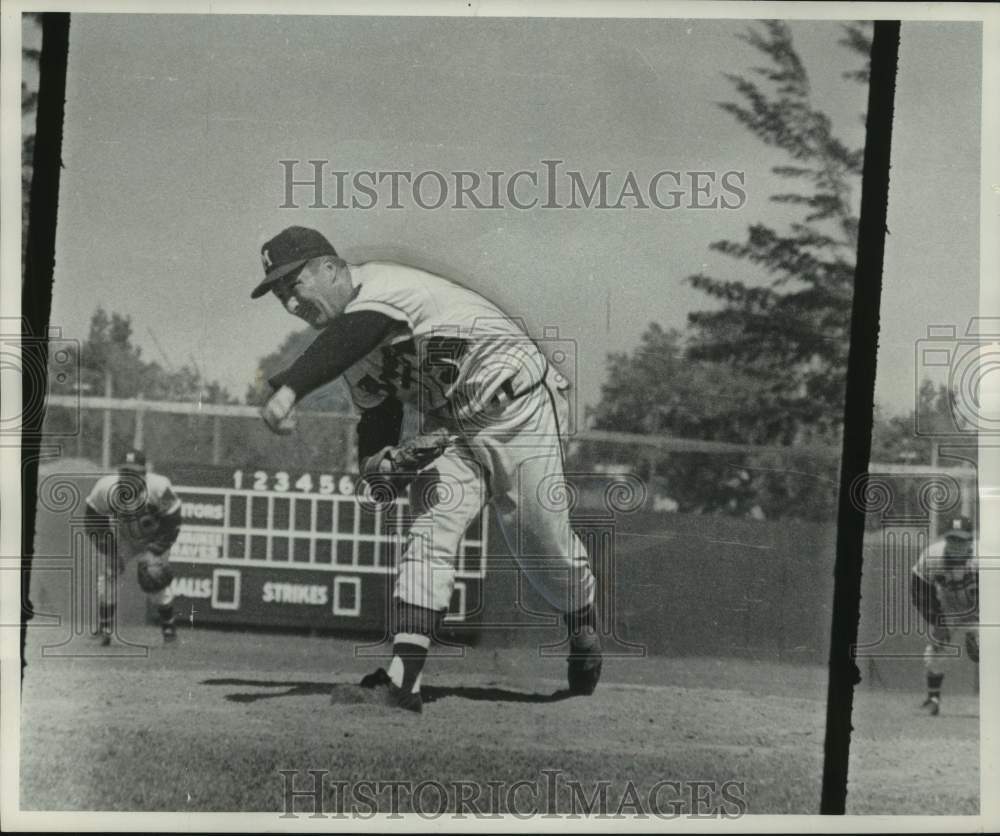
xmin=268 ymin=309 xmax=399 ymax=400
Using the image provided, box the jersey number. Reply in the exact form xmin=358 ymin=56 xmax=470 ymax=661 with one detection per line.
xmin=358 ymin=337 xmax=470 ymax=402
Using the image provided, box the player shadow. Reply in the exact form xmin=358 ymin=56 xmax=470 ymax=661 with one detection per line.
xmin=201 ymin=677 xmax=574 ymax=705
xmin=422 ymin=684 xmax=575 ymax=705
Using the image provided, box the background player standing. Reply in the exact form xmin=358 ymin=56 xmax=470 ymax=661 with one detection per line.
xmin=252 ymin=226 xmax=601 ymax=712
xmin=84 ymin=450 xmax=183 ymax=645
xmin=909 ymin=515 xmax=978 ymax=716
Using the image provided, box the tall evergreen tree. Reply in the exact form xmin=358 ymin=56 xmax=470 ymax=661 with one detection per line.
xmin=685 ymin=21 xmax=871 ymax=445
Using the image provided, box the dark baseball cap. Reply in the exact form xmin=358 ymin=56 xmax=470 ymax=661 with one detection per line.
xmin=119 ymin=449 xmax=146 ymax=472
xmin=943 ymin=515 xmax=974 ymax=540
xmin=251 ymin=227 xmax=338 ymax=299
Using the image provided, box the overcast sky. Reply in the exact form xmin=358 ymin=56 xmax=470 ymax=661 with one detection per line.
xmin=38 ymin=14 xmax=981 ymax=417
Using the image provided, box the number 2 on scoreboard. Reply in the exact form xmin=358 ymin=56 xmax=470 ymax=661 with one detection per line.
xmin=231 ymin=468 xmax=267 ymax=490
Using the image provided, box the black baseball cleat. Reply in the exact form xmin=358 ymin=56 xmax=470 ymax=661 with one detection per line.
xmin=567 ymin=625 xmax=603 ymax=696
xmin=921 ymin=696 xmax=940 ymax=716
xmin=99 ymin=631 xmax=112 ymax=647
xmin=358 ymin=667 xmax=423 ymax=713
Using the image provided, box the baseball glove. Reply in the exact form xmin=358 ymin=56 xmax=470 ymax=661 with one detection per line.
xmin=387 ymin=429 xmax=456 ymax=473
xmin=360 ymin=429 xmax=457 ymax=501
xmin=136 ymin=551 xmax=174 ymax=593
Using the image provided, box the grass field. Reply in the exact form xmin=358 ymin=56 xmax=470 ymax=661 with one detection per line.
xmin=19 ymin=624 xmax=979 ymax=816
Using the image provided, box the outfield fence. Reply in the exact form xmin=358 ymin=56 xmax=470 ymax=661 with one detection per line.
xmin=41 ymin=394 xmax=976 ymax=527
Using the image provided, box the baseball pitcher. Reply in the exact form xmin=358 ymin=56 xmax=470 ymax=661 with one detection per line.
xmin=910 ymin=515 xmax=978 ymax=716
xmin=84 ymin=449 xmax=183 ymax=645
xmin=252 ymin=226 xmax=600 ymax=712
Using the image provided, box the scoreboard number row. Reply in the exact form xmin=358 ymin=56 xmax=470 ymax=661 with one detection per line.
xmin=232 ymin=469 xmax=358 ymax=496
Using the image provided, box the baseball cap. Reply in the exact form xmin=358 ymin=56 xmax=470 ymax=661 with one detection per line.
xmin=119 ymin=449 xmax=146 ymax=472
xmin=251 ymin=227 xmax=338 ymax=299
xmin=943 ymin=515 xmax=973 ymax=540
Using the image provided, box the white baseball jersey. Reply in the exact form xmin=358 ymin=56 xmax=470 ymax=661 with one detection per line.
xmin=86 ymin=473 xmax=182 ymax=557
xmin=342 ymin=262 xmax=553 ymax=416
xmin=912 ymin=538 xmax=978 ymax=622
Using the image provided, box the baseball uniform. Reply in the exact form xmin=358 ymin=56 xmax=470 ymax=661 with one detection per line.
xmin=85 ymin=460 xmax=183 ymax=642
xmin=256 ymin=227 xmax=602 ymax=710
xmin=910 ymin=524 xmax=978 ymax=714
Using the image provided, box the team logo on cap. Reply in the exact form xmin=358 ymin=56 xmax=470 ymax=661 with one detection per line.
xmin=261 ymin=247 xmax=273 ymax=270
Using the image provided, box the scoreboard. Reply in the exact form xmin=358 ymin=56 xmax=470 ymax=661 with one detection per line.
xmin=164 ymin=464 xmax=487 ymax=633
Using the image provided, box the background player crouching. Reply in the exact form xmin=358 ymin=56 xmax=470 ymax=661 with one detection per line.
xmin=909 ymin=515 xmax=978 ymax=716
xmin=84 ymin=449 xmax=183 ymax=645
